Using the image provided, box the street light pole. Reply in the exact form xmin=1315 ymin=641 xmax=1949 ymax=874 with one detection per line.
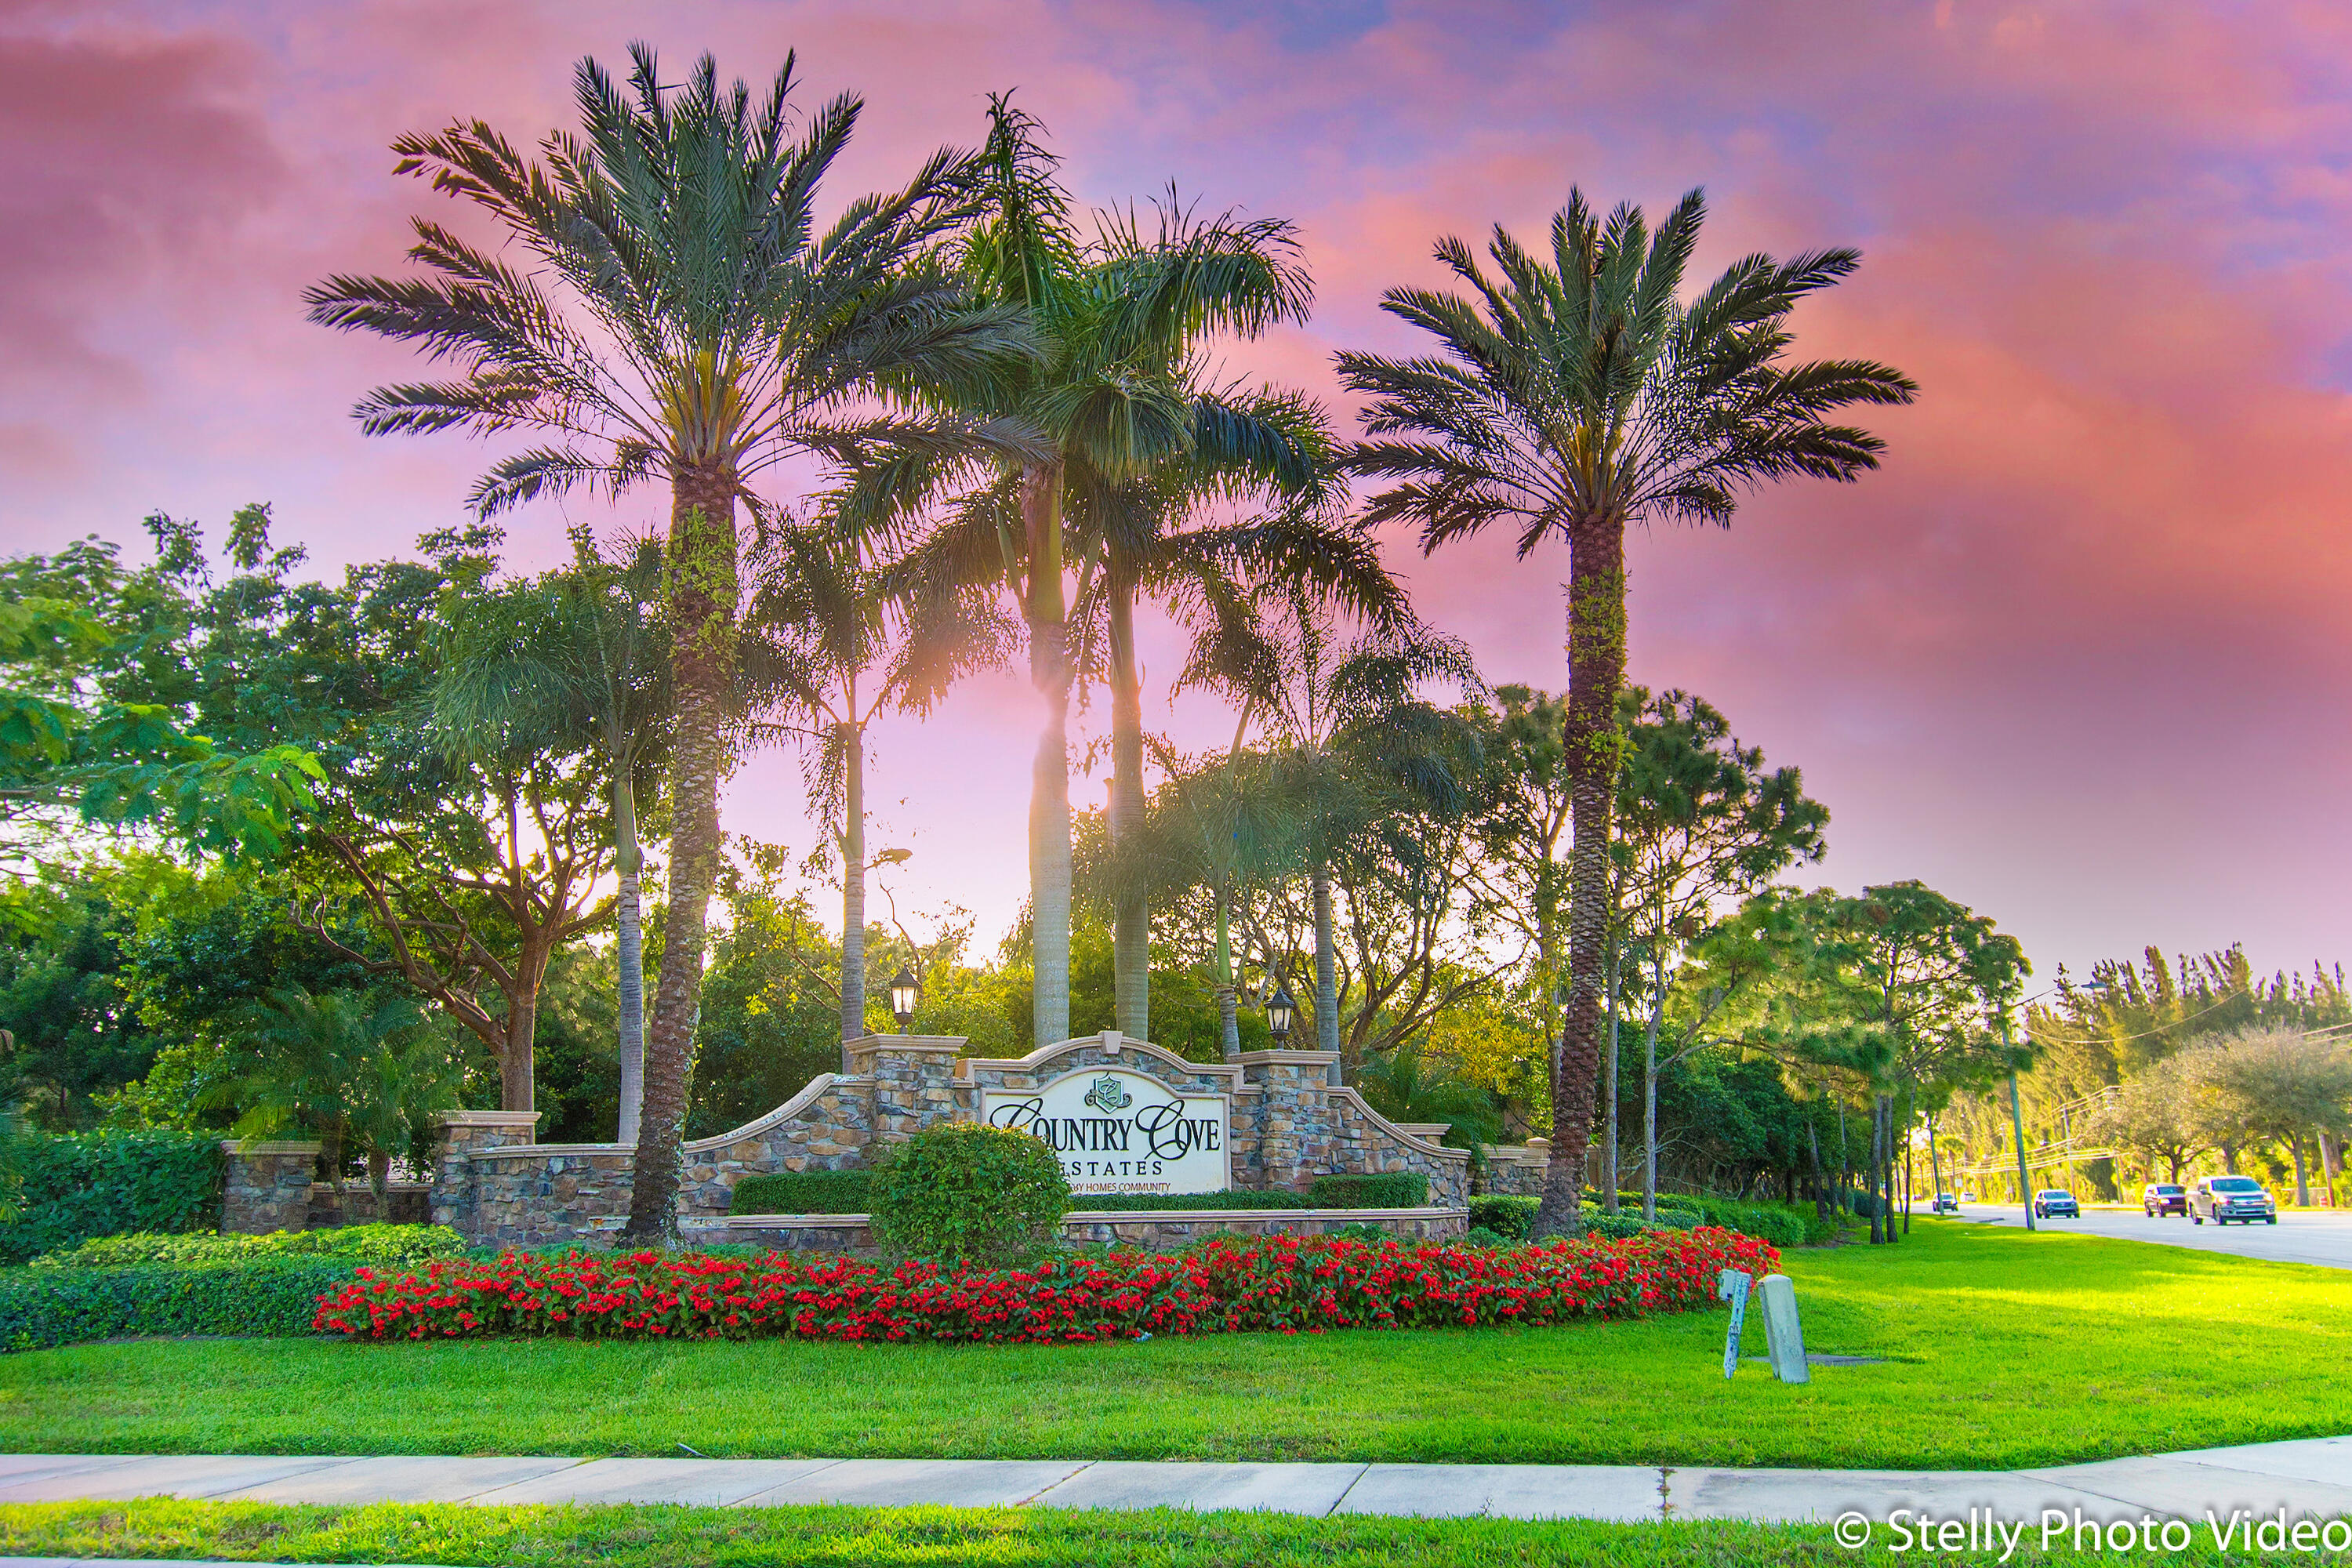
xmin=2002 ymin=1011 xmax=2035 ymax=1232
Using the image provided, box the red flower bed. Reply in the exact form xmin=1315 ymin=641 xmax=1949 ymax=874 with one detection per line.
xmin=315 ymin=1228 xmax=1777 ymax=1345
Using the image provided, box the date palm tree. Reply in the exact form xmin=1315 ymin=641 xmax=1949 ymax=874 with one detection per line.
xmin=1339 ymin=188 xmax=1915 ymax=1235
xmin=306 ymin=44 xmax=1038 ymax=1238
xmin=873 ymin=95 xmax=1314 ymax=1051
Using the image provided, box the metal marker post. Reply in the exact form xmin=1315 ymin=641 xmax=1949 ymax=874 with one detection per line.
xmin=1717 ymin=1269 xmax=1751 ymax=1378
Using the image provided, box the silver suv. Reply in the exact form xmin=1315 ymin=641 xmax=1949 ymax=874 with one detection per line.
xmin=2191 ymin=1175 xmax=2278 ymax=1225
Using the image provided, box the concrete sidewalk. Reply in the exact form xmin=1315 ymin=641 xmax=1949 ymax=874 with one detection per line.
xmin=0 ymin=1438 xmax=2346 ymax=1524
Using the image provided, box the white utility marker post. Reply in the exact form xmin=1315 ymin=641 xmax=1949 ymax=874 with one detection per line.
xmin=1716 ymin=1269 xmax=1751 ymax=1378
xmin=1757 ymin=1273 xmax=1810 ymax=1382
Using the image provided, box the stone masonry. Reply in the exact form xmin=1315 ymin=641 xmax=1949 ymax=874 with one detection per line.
xmin=219 ymin=1141 xmax=320 ymax=1234
xmin=425 ymin=1033 xmax=1474 ymax=1249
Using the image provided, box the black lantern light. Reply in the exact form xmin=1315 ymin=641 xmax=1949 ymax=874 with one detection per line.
xmin=1266 ymin=982 xmax=1297 ymax=1045
xmin=888 ymin=968 xmax=920 ymax=1033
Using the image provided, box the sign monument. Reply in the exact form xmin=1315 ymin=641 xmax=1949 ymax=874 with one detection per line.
xmin=982 ymin=1069 xmax=1229 ymax=1196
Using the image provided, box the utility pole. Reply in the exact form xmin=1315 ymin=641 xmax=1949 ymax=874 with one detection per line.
xmin=2002 ymin=1012 xmax=2034 ymax=1232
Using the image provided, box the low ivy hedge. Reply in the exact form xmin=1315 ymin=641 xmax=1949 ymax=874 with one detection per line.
xmin=0 ymin=1258 xmax=358 ymax=1352
xmin=30 ymin=1224 xmax=464 ymax=1271
xmin=728 ymin=1171 xmax=872 ymax=1216
xmin=1306 ymin=1173 xmax=1429 ymax=1208
xmin=0 ymin=1131 xmax=224 ymax=1265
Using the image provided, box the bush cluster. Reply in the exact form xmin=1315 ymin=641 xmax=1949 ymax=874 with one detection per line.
xmin=315 ymin=1227 xmax=1780 ymax=1345
xmin=0 ymin=1258 xmax=361 ymax=1352
xmin=0 ymin=1131 xmax=225 ymax=1265
xmin=1305 ymin=1172 xmax=1430 ymax=1208
xmin=1468 ymin=1195 xmax=1540 ymax=1238
xmin=867 ymin=1123 xmax=1069 ymax=1265
xmin=727 ymin=1171 xmax=871 ymax=1216
xmin=30 ymin=1224 xmax=465 ymax=1271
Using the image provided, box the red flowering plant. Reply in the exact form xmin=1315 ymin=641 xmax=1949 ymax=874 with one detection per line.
xmin=314 ymin=1227 xmax=1777 ymax=1345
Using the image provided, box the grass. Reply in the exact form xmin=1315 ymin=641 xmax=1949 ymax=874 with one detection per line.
xmin=9 ymin=1221 xmax=2350 ymax=1470
xmin=0 ymin=1500 xmax=2293 ymax=1568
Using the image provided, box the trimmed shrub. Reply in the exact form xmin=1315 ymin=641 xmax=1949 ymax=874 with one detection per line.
xmin=0 ymin=1258 xmax=357 ymax=1352
xmin=0 ymin=1132 xmax=224 ymax=1265
xmin=1468 ymin=1195 xmax=1540 ymax=1239
xmin=1065 ymin=1191 xmax=1314 ymax=1212
xmin=318 ymin=1227 xmax=1784 ymax=1344
xmin=1306 ymin=1172 xmax=1430 ymax=1209
xmin=867 ymin=1123 xmax=1069 ymax=1265
xmin=728 ymin=1171 xmax=872 ymax=1217
xmin=30 ymin=1224 xmax=463 ymax=1271
xmin=1458 ymin=1226 xmax=1512 ymax=1248
xmin=1582 ymin=1209 xmax=1653 ymax=1240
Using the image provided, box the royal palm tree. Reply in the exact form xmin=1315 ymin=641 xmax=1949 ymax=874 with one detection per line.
xmin=743 ymin=514 xmax=1011 ymax=1062
xmin=434 ymin=532 xmax=670 ymax=1141
xmin=875 ymin=95 xmax=1313 ymax=1050
xmin=307 ymin=44 xmax=1038 ymax=1238
xmin=1339 ymin=189 xmax=1915 ymax=1235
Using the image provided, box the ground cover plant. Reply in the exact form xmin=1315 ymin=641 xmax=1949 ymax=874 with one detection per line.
xmin=314 ymin=1229 xmax=1776 ymax=1344
xmin=0 ymin=1498 xmax=2285 ymax=1568
xmin=30 ymin=1224 xmax=464 ymax=1269
xmin=16 ymin=1221 xmax=2350 ymax=1469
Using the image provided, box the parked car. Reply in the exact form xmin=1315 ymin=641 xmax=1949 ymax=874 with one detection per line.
xmin=2032 ymin=1189 xmax=2079 ymax=1219
xmin=1932 ymin=1192 xmax=1960 ymax=1214
xmin=2141 ymin=1182 xmax=2187 ymax=1217
xmin=2191 ymin=1175 xmax=2278 ymax=1225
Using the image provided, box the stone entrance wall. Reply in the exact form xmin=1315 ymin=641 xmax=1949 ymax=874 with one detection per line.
xmin=415 ymin=1032 xmax=1472 ymax=1249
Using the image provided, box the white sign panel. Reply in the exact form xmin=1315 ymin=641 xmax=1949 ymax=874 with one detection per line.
xmin=982 ymin=1069 xmax=1228 ymax=1196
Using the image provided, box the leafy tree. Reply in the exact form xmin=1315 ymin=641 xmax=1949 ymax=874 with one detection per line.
xmin=434 ymin=532 xmax=671 ymax=1138
xmin=1354 ymin=1044 xmax=1502 ymax=1158
xmin=309 ymin=43 xmax=1037 ymax=1239
xmin=2190 ymin=1027 xmax=2352 ymax=1202
xmin=2089 ymin=1056 xmax=2210 ymax=1185
xmin=1341 ymin=189 xmax=1915 ymax=1235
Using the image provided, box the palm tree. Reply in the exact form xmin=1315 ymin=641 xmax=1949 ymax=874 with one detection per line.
xmin=307 ymin=43 xmax=1039 ymax=1239
xmin=1185 ymin=580 xmax=1477 ymax=1081
xmin=743 ymin=514 xmax=1011 ymax=1062
xmin=1152 ymin=740 xmax=1296 ymax=1058
xmin=1078 ymin=487 xmax=1403 ymax=1041
xmin=434 ymin=531 xmax=670 ymax=1142
xmin=1339 ymin=189 xmax=1915 ymax=1235
xmin=873 ymin=95 xmax=1314 ymax=1051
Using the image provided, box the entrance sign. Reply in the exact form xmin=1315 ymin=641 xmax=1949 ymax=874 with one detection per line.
xmin=983 ymin=1069 xmax=1229 ymax=1196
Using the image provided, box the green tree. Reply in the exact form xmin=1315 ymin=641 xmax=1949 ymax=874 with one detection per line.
xmin=434 ymin=532 xmax=671 ymax=1138
xmin=1340 ymin=190 xmax=1915 ymax=1235
xmin=309 ymin=44 xmax=1038 ymax=1239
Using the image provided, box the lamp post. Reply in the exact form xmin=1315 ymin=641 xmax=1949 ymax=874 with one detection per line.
xmin=888 ymin=969 xmax=920 ymax=1036
xmin=1267 ymin=982 xmax=1296 ymax=1047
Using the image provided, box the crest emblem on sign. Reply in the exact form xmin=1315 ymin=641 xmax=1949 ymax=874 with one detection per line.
xmin=1082 ymin=1074 xmax=1133 ymax=1112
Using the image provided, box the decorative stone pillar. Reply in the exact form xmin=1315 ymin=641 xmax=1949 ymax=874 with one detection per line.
xmin=430 ymin=1110 xmax=542 ymax=1240
xmin=1236 ymin=1050 xmax=1340 ymax=1192
xmin=844 ymin=1036 xmax=967 ymax=1148
xmin=220 ymin=1141 xmax=321 ymax=1234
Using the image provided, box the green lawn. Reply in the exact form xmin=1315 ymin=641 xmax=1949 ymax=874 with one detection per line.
xmin=9 ymin=1221 xmax=2349 ymax=1469
xmin=0 ymin=1499 xmax=2270 ymax=1568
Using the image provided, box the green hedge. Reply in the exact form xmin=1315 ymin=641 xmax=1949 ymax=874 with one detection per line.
xmin=0 ymin=1258 xmax=355 ymax=1352
xmin=0 ymin=1131 xmax=225 ymax=1265
xmin=728 ymin=1171 xmax=872 ymax=1216
xmin=1066 ymin=1191 xmax=1316 ymax=1213
xmin=1468 ymin=1195 xmax=1540 ymax=1238
xmin=869 ymin=1124 xmax=1069 ymax=1265
xmin=30 ymin=1224 xmax=463 ymax=1271
xmin=1306 ymin=1173 xmax=1430 ymax=1208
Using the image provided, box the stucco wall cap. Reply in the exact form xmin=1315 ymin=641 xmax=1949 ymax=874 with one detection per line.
xmin=844 ymin=1034 xmax=967 ymax=1054
xmin=470 ymin=1142 xmax=635 ymax=1159
xmin=432 ymin=1110 xmax=543 ymax=1128
xmin=220 ymin=1140 xmax=322 ymax=1156
xmin=1232 ymin=1049 xmax=1340 ymax=1066
xmin=958 ymin=1032 xmax=1245 ymax=1086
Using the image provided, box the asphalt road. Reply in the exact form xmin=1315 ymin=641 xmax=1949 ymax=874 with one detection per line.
xmin=1957 ymin=1202 xmax=2352 ymax=1270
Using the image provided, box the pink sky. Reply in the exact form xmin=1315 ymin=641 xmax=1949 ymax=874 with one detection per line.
xmin=5 ymin=0 xmax=2350 ymax=980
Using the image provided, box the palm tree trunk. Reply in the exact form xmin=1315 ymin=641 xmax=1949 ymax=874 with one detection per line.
xmin=1108 ymin=580 xmax=1149 ymax=1040
xmin=1024 ymin=462 xmax=1072 ymax=1049
xmin=1312 ymin=861 xmax=1341 ymax=1086
xmin=1534 ymin=512 xmax=1628 ymax=1238
xmin=1602 ymin=941 xmax=1620 ymax=1214
xmin=626 ymin=471 xmax=738 ymax=1243
xmin=1214 ymin=884 xmax=1240 ymax=1060
xmin=613 ymin=774 xmax=646 ymax=1145
xmin=840 ymin=715 xmax=866 ymax=1065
